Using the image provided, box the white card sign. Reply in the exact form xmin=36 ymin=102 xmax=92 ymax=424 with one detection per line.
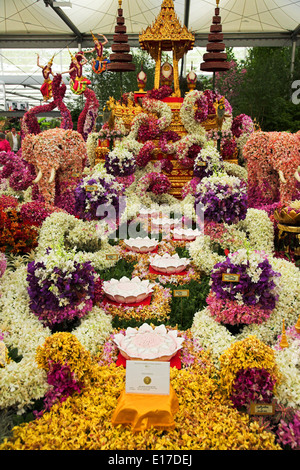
xmin=125 ymin=360 xmax=170 ymax=395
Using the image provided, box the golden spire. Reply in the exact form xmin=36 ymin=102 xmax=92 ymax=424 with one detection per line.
xmin=68 ymin=48 xmax=76 ymax=61
xmin=118 ymin=0 xmax=122 ymax=7
xmin=295 ymin=314 xmax=300 ymax=334
xmin=279 ymin=319 xmax=289 ymax=349
xmin=216 ymin=0 xmax=220 ymax=5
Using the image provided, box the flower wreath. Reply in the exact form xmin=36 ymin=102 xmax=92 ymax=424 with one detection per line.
xmin=175 ymin=134 xmax=207 ymax=168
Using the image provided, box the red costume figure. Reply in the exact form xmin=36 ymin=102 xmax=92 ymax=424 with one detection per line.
xmin=66 ymin=50 xmax=91 ymax=95
xmin=37 ymin=54 xmax=54 ymax=101
xmin=85 ymin=31 xmax=110 ymax=74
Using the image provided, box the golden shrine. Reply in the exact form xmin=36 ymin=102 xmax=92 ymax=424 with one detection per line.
xmin=139 ymin=0 xmax=195 ymax=97
xmin=96 ymin=0 xmax=233 ymax=198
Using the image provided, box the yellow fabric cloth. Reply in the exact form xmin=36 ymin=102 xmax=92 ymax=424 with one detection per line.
xmin=111 ymin=386 xmax=179 ymax=432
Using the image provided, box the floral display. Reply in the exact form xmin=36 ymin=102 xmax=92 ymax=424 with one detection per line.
xmin=209 ymin=249 xmax=281 ymax=318
xmin=74 ymin=170 xmax=122 ymax=221
xmin=1 ymin=47 xmax=300 ymax=452
xmin=99 ymin=118 xmax=127 ymax=148
xmin=218 ymin=335 xmax=281 ymax=404
xmin=135 ymin=171 xmax=172 ymax=197
xmin=26 ymin=245 xmax=98 ymax=328
xmin=135 ymin=141 xmax=155 ymax=168
xmin=231 ymin=113 xmax=254 ymax=140
xmin=22 ymin=128 xmax=87 ymax=206
xmin=194 ymin=174 xmax=248 ymax=225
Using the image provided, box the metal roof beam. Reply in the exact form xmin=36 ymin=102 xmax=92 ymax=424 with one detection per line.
xmin=43 ymin=0 xmax=83 ymax=45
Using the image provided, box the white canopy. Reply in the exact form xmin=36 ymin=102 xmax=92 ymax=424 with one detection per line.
xmin=0 ymin=0 xmax=299 ymax=110
xmin=0 ymin=0 xmax=299 ymax=48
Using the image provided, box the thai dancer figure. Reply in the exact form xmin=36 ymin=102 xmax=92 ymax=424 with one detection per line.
xmin=85 ymin=31 xmax=110 ymax=74
xmin=37 ymin=54 xmax=54 ymax=101
xmin=66 ymin=50 xmax=91 ymax=95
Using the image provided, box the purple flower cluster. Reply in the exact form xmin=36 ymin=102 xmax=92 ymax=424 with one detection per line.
xmin=231 ymin=367 xmax=276 ymax=408
xmin=0 ymin=150 xmax=36 ymax=191
xmin=34 ymin=361 xmax=82 ymax=418
xmin=104 ymin=151 xmax=136 ymax=177
xmin=195 ymin=180 xmax=248 ymax=225
xmin=276 ymin=411 xmax=300 ymax=450
xmin=27 ymin=259 xmax=96 ymax=319
xmin=210 ymin=256 xmax=281 ymax=310
xmin=74 ymin=176 xmax=120 ymax=221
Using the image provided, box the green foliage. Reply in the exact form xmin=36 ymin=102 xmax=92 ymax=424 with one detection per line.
xmin=218 ymin=46 xmax=300 ymax=131
xmin=167 ymin=276 xmax=210 ymax=330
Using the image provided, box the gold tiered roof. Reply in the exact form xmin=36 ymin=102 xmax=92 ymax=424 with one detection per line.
xmin=139 ymin=0 xmax=195 ymax=52
xmin=139 ymin=0 xmax=195 ymax=96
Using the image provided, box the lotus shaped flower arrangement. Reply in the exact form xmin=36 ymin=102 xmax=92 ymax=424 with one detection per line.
xmin=103 ymin=276 xmax=154 ymax=304
xmin=137 ymin=207 xmax=168 ymax=219
xmin=151 ymin=217 xmax=181 ymax=230
xmin=149 ymin=253 xmax=189 ymax=274
xmin=172 ymin=228 xmax=202 ymax=241
xmin=123 ymin=237 xmax=158 ymax=253
xmin=113 ymin=323 xmax=185 ymax=361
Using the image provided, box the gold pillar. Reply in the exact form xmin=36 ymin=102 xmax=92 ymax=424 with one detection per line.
xmin=172 ymin=44 xmax=180 ymax=97
xmin=155 ymin=43 xmax=162 ymax=89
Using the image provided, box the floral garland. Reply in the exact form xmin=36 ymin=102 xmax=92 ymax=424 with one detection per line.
xmin=128 ymin=97 xmax=172 ymax=141
xmin=135 ymin=141 xmax=155 ymax=168
xmin=36 ymin=211 xmax=119 ymax=272
xmin=175 ymin=133 xmax=207 ymax=168
xmin=195 ymin=173 xmax=248 ymax=225
xmin=180 ymin=90 xmax=232 ymax=135
xmin=207 ymin=129 xmax=237 ymax=159
xmin=159 ymin=130 xmax=181 ymax=155
xmin=99 ymin=118 xmax=127 ymax=142
xmin=231 ymin=113 xmax=254 ymax=140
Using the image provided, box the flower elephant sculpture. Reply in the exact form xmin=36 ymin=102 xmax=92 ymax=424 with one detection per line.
xmin=22 ymin=128 xmax=87 ymax=206
xmin=244 ymin=130 xmax=300 ymax=205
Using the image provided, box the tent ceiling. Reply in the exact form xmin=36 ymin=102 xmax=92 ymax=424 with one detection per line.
xmin=0 ymin=0 xmax=299 ymax=49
